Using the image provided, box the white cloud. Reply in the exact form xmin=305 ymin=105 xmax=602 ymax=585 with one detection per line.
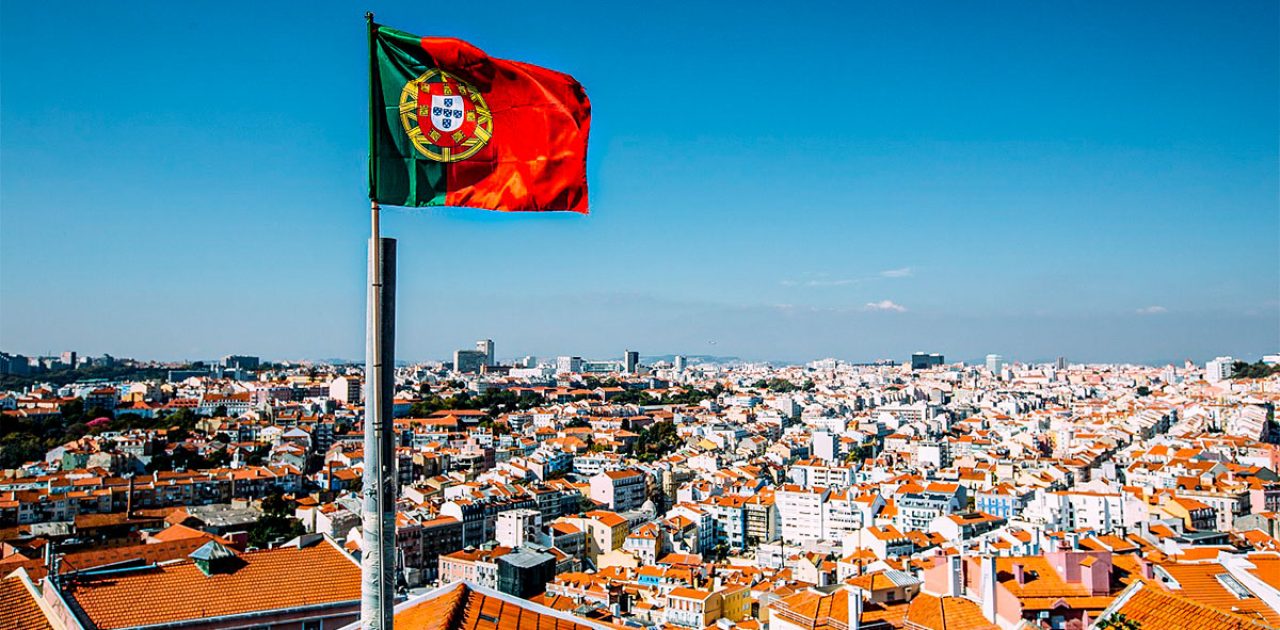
xmin=880 ymin=267 xmax=913 ymax=278
xmin=1136 ymin=306 xmax=1168 ymax=315
xmin=864 ymin=300 xmax=907 ymax=313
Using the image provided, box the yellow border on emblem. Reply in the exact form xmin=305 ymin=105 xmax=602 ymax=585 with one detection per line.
xmin=399 ymin=69 xmax=493 ymax=163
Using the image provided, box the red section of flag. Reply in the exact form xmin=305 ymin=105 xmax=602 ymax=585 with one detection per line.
xmin=420 ymin=37 xmax=590 ymax=213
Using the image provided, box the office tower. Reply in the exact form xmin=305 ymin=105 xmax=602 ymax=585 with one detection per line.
xmin=624 ymin=350 xmax=639 ymax=374
xmin=476 ymin=339 xmax=495 ymax=366
xmin=985 ymin=354 xmax=1005 ymax=374
xmin=674 ymin=355 xmax=687 ymax=373
xmin=910 ymin=352 xmax=944 ymax=370
xmin=555 ymin=356 xmax=583 ymax=375
xmin=1055 ymin=356 xmax=1068 ymax=370
xmin=60 ymin=351 xmax=78 ymax=368
xmin=454 ymin=350 xmax=487 ymax=374
xmin=222 ymin=355 xmax=261 ymax=370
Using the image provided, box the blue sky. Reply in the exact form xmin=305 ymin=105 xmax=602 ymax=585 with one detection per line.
xmin=2 ymin=1 xmax=1276 ymax=365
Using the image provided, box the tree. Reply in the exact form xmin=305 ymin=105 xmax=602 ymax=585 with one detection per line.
xmin=634 ymin=420 xmax=682 ymax=462
xmin=1095 ymin=613 xmax=1141 ymax=630
xmin=1231 ymin=361 xmax=1280 ymax=380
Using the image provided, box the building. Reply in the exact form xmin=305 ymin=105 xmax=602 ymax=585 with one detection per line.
xmin=910 ymin=352 xmax=944 ymax=370
xmin=985 ymin=354 xmax=1005 ymax=374
xmin=454 ymin=350 xmax=487 ymax=374
xmin=476 ymin=339 xmax=495 ymax=366
xmin=777 ymin=485 xmax=829 ymax=543
xmin=624 ymin=349 xmax=639 ymax=374
xmin=419 ymin=516 xmax=464 ymax=582
xmin=386 ymin=580 xmax=616 ymax=630
xmin=328 ymin=376 xmax=362 ymax=405
xmin=1206 ymin=356 xmax=1235 ymax=383
xmin=556 ymin=356 xmax=583 ymax=375
xmin=589 ymin=470 xmax=647 ymax=512
xmin=496 ymin=546 xmax=557 ymax=599
xmin=495 ymin=508 xmax=542 ymax=548
xmin=49 ymin=536 xmax=360 ymax=630
xmin=674 ymin=355 xmax=687 ymax=372
xmin=221 ymin=354 xmax=260 ymax=370
xmin=896 ymin=492 xmax=958 ymax=531
xmin=665 ymin=587 xmax=722 ymax=628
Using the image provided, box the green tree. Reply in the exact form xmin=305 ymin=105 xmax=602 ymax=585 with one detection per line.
xmin=1095 ymin=613 xmax=1141 ymax=630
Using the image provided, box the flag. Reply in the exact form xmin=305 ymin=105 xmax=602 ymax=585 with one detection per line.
xmin=369 ymin=22 xmax=590 ymax=213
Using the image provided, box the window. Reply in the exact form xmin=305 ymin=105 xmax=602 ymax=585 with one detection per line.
xmin=1216 ymin=573 xmax=1255 ymax=599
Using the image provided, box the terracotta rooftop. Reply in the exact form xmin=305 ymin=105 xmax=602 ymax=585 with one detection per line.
xmin=903 ymin=593 xmax=997 ymax=630
xmin=0 ymin=574 xmax=51 ymax=630
xmin=1103 ymin=581 xmax=1273 ymax=630
xmin=392 ymin=581 xmax=618 ymax=629
xmin=62 ymin=538 xmax=359 ymax=629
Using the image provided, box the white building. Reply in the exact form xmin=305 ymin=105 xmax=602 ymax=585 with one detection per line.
xmin=1205 ymin=356 xmax=1234 ymax=383
xmin=777 ymin=485 xmax=829 ymax=543
xmin=589 ymin=470 xmax=647 ymax=512
xmin=495 ymin=508 xmax=542 ymax=548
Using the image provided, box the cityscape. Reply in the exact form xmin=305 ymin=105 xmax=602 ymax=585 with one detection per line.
xmin=3 ymin=1 xmax=1278 ymax=630
xmin=0 ymin=345 xmax=1279 ymax=629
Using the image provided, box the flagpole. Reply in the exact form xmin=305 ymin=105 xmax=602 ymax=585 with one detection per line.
xmin=362 ymin=11 xmax=397 ymax=630
xmin=362 ymin=198 xmax=397 ymax=630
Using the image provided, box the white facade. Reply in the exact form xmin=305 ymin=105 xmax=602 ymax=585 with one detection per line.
xmin=777 ymin=486 xmax=829 ymax=543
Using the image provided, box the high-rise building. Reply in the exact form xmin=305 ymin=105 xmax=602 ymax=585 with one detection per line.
xmin=1055 ymin=356 xmax=1068 ymax=370
xmin=624 ymin=350 xmax=639 ymax=374
xmin=454 ymin=350 xmax=487 ymax=374
xmin=222 ymin=355 xmax=260 ymax=370
xmin=985 ymin=354 xmax=1005 ymax=374
xmin=1205 ymin=356 xmax=1234 ymax=383
xmin=910 ymin=352 xmax=944 ymax=370
xmin=476 ymin=339 xmax=495 ymax=366
xmin=60 ymin=351 xmax=78 ymax=369
xmin=555 ymin=356 xmax=583 ymax=375
xmin=674 ymin=355 xmax=687 ymax=373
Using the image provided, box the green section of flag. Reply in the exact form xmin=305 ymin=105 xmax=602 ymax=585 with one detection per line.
xmin=369 ymin=24 xmax=448 ymax=207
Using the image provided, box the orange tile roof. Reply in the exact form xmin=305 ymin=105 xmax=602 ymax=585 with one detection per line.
xmin=395 ymin=581 xmax=618 ymax=629
xmin=1153 ymin=562 xmax=1280 ymax=626
xmin=904 ymin=593 xmax=997 ymax=630
xmin=59 ymin=535 xmax=223 ymax=575
xmin=64 ymin=540 xmax=359 ymax=629
xmin=1107 ymin=582 xmax=1273 ymax=630
xmin=0 ymin=575 xmax=51 ymax=630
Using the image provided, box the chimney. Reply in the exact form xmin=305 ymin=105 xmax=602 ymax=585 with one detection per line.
xmin=1139 ymin=557 xmax=1154 ymax=580
xmin=1013 ymin=562 xmax=1026 ymax=585
xmin=845 ymin=585 xmax=864 ymax=630
xmin=126 ymin=475 xmax=135 ymax=519
xmin=948 ymin=554 xmax=964 ymax=597
xmin=980 ymin=556 xmax=997 ymax=624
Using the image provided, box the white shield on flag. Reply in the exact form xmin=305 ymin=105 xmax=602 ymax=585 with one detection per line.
xmin=430 ymin=94 xmax=466 ymax=132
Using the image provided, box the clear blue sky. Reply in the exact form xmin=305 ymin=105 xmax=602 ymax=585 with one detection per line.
xmin=2 ymin=1 xmax=1276 ymax=365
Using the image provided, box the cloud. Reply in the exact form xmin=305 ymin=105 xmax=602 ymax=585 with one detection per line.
xmin=880 ymin=267 xmax=913 ymax=278
xmin=804 ymin=278 xmax=857 ymax=287
xmin=864 ymin=300 xmax=907 ymax=313
xmin=1136 ymin=306 xmax=1168 ymax=315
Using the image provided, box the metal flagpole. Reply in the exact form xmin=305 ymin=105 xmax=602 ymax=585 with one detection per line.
xmin=361 ymin=199 xmax=397 ymax=629
xmin=362 ymin=11 xmax=397 ymax=629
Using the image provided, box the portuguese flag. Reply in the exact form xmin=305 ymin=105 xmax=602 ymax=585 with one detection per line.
xmin=368 ymin=22 xmax=591 ymax=213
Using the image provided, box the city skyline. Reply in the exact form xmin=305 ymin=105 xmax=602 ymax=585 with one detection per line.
xmin=2 ymin=1 xmax=1277 ymax=364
